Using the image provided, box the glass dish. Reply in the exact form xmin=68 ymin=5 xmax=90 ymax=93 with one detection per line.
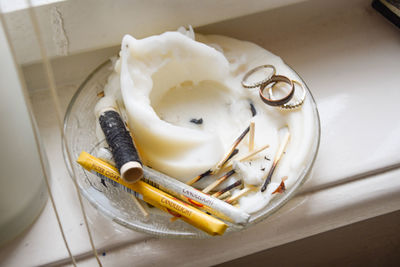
xmin=63 ymin=59 xmax=320 ymax=238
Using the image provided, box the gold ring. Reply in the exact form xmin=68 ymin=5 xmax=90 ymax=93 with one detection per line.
xmin=269 ymin=80 xmax=306 ymax=109
xmin=241 ymin=65 xmax=276 ymax=88
xmin=259 ymin=75 xmax=295 ymax=106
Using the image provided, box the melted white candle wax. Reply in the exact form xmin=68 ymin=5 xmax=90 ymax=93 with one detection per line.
xmin=99 ymin=30 xmax=317 ymax=213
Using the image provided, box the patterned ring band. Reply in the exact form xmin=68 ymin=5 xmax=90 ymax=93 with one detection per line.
xmin=241 ymin=65 xmax=276 ymax=88
xmin=269 ymin=80 xmax=306 ymax=109
xmin=259 ymin=75 xmax=295 ymax=107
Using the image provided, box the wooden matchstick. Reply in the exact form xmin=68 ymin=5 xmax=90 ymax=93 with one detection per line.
xmin=249 ymin=121 xmax=255 ymax=151
xmin=261 ymin=130 xmax=291 ymax=192
xmin=193 ymin=145 xmax=268 ymax=188
xmin=212 ymin=180 xmax=242 ymax=198
xmin=225 ymin=187 xmax=252 ymax=204
xmin=213 ymin=125 xmax=250 ymax=173
xmin=130 ymin=194 xmax=149 ymax=217
xmin=202 ymin=170 xmax=235 ymax=194
xmin=224 ymin=143 xmax=270 ymax=170
xmin=217 ymin=191 xmax=231 ymax=200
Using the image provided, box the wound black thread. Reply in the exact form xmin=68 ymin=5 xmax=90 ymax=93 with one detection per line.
xmin=99 ymin=109 xmax=143 ymax=181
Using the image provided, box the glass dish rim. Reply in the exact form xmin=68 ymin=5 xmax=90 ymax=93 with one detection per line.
xmin=62 ymin=58 xmax=321 ymax=238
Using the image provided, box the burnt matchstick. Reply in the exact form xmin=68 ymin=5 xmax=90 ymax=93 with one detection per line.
xmin=187 ymin=125 xmax=250 ymax=185
xmin=224 ymin=143 xmax=270 ymax=170
xmin=202 ymin=170 xmax=236 ymax=194
xmin=187 ymin=143 xmax=269 ymax=187
xmin=261 ymin=130 xmax=291 ymax=192
xmin=214 ymin=125 xmax=250 ymax=173
xmin=187 ymin=169 xmax=212 ymax=186
xmin=212 ymin=180 xmax=242 ymax=198
xmin=226 ymin=149 xmax=239 ymax=162
xmin=225 ymin=187 xmax=253 ymax=204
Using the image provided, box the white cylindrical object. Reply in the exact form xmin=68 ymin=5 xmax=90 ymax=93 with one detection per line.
xmin=0 ymin=19 xmax=48 ymax=245
xmin=143 ymin=166 xmax=250 ymax=225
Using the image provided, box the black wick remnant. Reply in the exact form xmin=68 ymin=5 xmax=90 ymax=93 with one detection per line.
xmin=249 ymin=102 xmax=257 ymax=117
xmin=190 ymin=118 xmax=203 ymax=125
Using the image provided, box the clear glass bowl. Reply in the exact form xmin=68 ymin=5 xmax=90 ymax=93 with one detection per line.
xmin=63 ymin=59 xmax=320 ymax=238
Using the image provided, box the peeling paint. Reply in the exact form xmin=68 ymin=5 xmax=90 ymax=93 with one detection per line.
xmin=50 ymin=6 xmax=68 ymax=56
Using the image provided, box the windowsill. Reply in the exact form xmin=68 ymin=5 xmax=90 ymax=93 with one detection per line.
xmin=1 ymin=0 xmax=400 ymax=265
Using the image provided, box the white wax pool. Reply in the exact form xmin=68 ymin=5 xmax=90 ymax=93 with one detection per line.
xmin=95 ymin=28 xmax=317 ymax=213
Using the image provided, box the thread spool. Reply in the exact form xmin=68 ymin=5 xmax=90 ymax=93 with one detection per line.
xmin=99 ymin=107 xmax=143 ymax=183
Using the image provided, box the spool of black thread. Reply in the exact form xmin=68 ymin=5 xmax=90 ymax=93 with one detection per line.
xmin=99 ymin=108 xmax=143 ymax=183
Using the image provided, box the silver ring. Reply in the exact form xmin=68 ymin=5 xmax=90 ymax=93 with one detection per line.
xmin=241 ymin=65 xmax=276 ymax=88
xmin=269 ymin=80 xmax=306 ymax=109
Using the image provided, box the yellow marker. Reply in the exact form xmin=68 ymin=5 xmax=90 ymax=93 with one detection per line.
xmin=77 ymin=151 xmax=228 ymax=236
